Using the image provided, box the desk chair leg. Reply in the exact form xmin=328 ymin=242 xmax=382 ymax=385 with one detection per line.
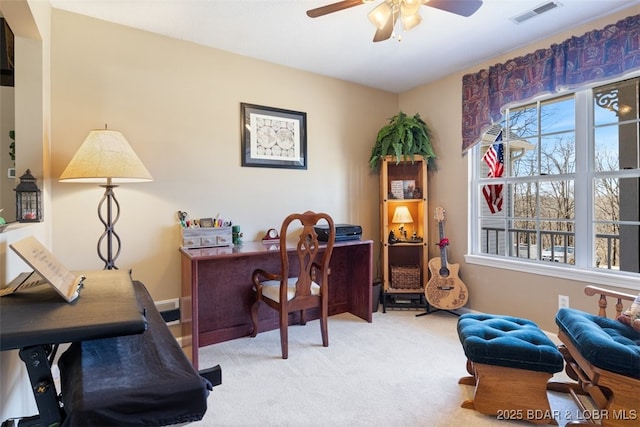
xmin=280 ymin=310 xmax=289 ymax=359
xmin=320 ymin=309 xmax=329 ymax=348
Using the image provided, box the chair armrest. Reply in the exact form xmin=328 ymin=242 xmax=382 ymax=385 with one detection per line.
xmin=584 ymin=285 xmax=636 ymax=318
xmin=252 ymin=269 xmax=280 ymax=282
xmin=251 ymin=269 xmax=281 ymax=298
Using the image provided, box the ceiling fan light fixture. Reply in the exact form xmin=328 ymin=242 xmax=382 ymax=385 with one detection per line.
xmin=401 ymin=0 xmax=422 ymax=16
xmin=401 ymin=12 xmax=422 ymax=31
xmin=368 ymin=1 xmax=393 ymax=30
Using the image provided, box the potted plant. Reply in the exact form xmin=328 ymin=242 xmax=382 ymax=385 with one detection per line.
xmin=368 ymin=112 xmax=437 ymax=171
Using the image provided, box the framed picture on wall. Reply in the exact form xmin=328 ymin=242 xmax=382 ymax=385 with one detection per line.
xmin=241 ymin=103 xmax=307 ymax=169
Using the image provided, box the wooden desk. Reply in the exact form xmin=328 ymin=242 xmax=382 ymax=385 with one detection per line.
xmin=180 ymin=240 xmax=373 ymax=368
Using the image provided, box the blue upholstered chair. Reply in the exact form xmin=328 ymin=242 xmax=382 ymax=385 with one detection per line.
xmin=551 ymin=286 xmax=640 ymax=427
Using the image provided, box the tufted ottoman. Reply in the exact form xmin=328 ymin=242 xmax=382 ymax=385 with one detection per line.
xmin=456 ymin=313 xmax=564 ymax=425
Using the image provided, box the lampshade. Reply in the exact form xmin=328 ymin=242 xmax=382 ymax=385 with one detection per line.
xmin=59 ymin=129 xmax=153 ymax=184
xmin=392 ymin=206 xmax=413 ymax=224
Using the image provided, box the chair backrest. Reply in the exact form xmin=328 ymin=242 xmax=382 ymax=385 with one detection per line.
xmin=278 ymin=211 xmax=335 ymax=300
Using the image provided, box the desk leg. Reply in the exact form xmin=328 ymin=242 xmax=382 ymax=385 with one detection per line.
xmin=18 ymin=345 xmax=63 ymax=426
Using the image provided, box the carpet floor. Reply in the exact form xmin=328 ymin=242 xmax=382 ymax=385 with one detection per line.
xmin=194 ymin=309 xmax=589 ymax=426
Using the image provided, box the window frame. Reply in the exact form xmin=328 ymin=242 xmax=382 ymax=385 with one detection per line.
xmin=466 ymin=74 xmax=640 ymax=292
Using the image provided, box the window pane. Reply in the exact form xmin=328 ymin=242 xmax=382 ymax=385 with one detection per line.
xmin=594 ymin=125 xmax=620 ymax=171
xmin=594 ymin=78 xmax=639 ymax=171
xmin=541 ymin=96 xmax=575 ymax=134
xmin=595 ymin=224 xmax=639 ymax=273
xmin=595 ymin=122 xmax=639 ymax=171
xmin=619 ymin=224 xmax=640 ymax=273
xmin=619 ymin=121 xmax=639 ymax=170
xmin=511 ymin=137 xmax=538 ymax=177
xmin=479 ymin=218 xmax=506 ymax=255
xmin=594 ymin=178 xmax=619 ymax=222
xmin=508 ymin=105 xmax=538 ymax=137
xmin=594 ymin=78 xmax=638 ymax=126
xmin=478 ymin=178 xmax=506 ymax=217
xmin=540 ymin=132 xmax=575 ymax=175
xmin=594 ymin=177 xmax=639 ymax=273
xmin=512 ymin=182 xmax=538 ymax=218
xmin=509 ymin=218 xmax=538 ymax=260
xmin=539 ymin=180 xmax=574 ymax=220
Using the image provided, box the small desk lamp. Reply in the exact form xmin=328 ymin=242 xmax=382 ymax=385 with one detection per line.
xmin=392 ymin=206 xmax=413 ymax=240
xmin=59 ymin=128 xmax=153 ymax=269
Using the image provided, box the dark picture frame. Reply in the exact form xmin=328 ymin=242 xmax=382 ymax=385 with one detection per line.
xmin=241 ymin=103 xmax=307 ymax=169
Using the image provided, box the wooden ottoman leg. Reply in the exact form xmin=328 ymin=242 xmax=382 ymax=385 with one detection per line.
xmin=462 ymin=363 xmax=557 ymax=425
xmin=459 ymin=358 xmax=476 ymax=386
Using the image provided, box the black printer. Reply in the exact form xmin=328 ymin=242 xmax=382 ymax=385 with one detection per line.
xmin=315 ymin=224 xmax=362 ymax=242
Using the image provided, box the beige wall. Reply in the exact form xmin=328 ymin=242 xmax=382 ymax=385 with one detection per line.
xmin=399 ymin=6 xmax=640 ymax=331
xmin=49 ymin=9 xmax=397 ymax=304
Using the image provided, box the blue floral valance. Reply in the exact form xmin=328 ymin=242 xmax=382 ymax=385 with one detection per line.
xmin=461 ymin=14 xmax=640 ymax=154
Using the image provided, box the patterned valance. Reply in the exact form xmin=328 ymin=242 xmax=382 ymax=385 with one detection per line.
xmin=461 ymin=14 xmax=640 ymax=154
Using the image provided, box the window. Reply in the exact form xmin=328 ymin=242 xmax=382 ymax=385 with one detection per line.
xmin=468 ymin=76 xmax=640 ymax=288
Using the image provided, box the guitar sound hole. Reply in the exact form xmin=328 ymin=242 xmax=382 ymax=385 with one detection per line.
xmin=439 ymin=267 xmax=450 ymax=278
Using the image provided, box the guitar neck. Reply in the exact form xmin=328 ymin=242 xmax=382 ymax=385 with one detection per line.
xmin=439 ymin=221 xmax=448 ymax=266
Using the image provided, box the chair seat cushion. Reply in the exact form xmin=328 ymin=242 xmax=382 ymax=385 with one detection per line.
xmin=555 ymin=307 xmax=640 ymax=379
xmin=457 ymin=313 xmax=563 ymax=374
xmin=259 ymin=277 xmax=320 ymax=303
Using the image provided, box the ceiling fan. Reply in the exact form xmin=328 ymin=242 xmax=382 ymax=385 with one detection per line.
xmin=307 ymin=0 xmax=483 ymax=42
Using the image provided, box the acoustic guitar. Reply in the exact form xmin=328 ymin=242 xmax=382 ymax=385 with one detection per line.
xmin=424 ymin=207 xmax=468 ymax=310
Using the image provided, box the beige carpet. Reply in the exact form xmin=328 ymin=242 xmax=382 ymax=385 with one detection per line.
xmin=195 ymin=309 xmax=586 ymax=426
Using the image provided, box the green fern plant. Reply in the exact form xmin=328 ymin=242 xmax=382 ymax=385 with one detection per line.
xmin=368 ymin=112 xmax=436 ymax=171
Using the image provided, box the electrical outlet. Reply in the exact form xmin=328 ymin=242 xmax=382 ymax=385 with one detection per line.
xmin=558 ymin=295 xmax=569 ymax=309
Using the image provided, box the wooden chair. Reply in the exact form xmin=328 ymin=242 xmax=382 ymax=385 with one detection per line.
xmin=250 ymin=211 xmax=335 ymax=359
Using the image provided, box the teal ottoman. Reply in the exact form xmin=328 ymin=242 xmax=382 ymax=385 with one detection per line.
xmin=457 ymin=313 xmax=564 ymax=425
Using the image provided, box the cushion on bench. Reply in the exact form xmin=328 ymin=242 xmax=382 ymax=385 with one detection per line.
xmin=457 ymin=313 xmax=563 ymax=374
xmin=555 ymin=307 xmax=640 ymax=379
xmin=58 ymin=281 xmax=210 ymax=426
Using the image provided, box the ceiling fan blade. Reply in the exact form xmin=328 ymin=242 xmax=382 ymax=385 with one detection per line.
xmin=372 ymin=12 xmax=397 ymax=43
xmin=307 ymin=0 xmax=366 ymax=18
xmin=425 ymin=0 xmax=483 ymax=17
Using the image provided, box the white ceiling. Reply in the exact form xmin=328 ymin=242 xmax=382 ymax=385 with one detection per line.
xmin=49 ymin=0 xmax=640 ymax=93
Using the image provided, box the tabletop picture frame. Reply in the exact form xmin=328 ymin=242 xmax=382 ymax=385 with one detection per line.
xmin=241 ymin=103 xmax=307 ymax=169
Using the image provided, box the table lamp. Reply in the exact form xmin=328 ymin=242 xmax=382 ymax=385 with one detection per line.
xmin=392 ymin=205 xmax=413 ymax=240
xmin=59 ymin=128 xmax=153 ymax=269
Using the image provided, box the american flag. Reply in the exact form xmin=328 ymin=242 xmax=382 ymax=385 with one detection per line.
xmin=482 ymin=131 xmax=504 ymax=214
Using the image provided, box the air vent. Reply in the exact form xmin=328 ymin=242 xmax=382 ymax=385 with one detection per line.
xmin=511 ymin=1 xmax=562 ymax=24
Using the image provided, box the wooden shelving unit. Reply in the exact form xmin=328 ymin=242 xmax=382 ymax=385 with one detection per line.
xmin=379 ymin=156 xmax=429 ymax=312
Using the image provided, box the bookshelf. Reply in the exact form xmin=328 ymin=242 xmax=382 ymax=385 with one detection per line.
xmin=379 ymin=156 xmax=429 ymax=311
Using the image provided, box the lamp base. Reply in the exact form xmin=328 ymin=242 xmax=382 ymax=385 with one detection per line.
xmin=98 ymin=184 xmax=121 ymax=270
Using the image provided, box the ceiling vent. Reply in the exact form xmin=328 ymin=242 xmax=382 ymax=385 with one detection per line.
xmin=511 ymin=1 xmax=562 ymax=24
